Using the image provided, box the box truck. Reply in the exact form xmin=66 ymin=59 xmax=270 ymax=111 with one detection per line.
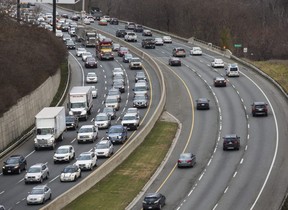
xmin=34 ymin=106 xmax=66 ymax=150
xmin=68 ymin=86 xmax=93 ymax=120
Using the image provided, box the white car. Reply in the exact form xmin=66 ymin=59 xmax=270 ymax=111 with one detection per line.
xmin=55 ymin=29 xmax=63 ymax=38
xmin=211 ymin=58 xmax=224 ymax=68
xmin=105 ymin=95 xmax=120 ymax=111
xmin=112 ymin=67 xmax=124 ymax=77
xmin=126 ymin=107 xmax=139 ymax=114
xmin=121 ymin=113 xmax=140 ymax=130
xmin=26 ymin=185 xmax=51 ymax=205
xmin=163 ymin=36 xmax=172 ymax=43
xmin=154 ymin=37 xmax=164 ymax=46
xmin=94 ymin=113 xmax=111 ymax=129
xmin=129 ymin=57 xmax=142 ymax=70
xmin=53 ymin=145 xmax=75 ymax=163
xmin=77 ymin=125 xmax=98 ymax=143
xmin=60 ymin=165 xmax=81 ymax=182
xmin=83 ymin=18 xmax=91 ymax=25
xmin=91 ymin=86 xmax=98 ymax=98
xmin=190 ymin=47 xmax=202 ymax=55
xmin=76 ymin=48 xmax=87 ymax=57
xmin=82 ymin=52 xmax=93 ymax=61
xmin=75 ymin=152 xmax=97 ymax=170
xmin=24 ymin=163 xmax=49 ymax=184
xmin=86 ymin=72 xmax=98 ymax=83
xmin=94 ymin=140 xmax=114 ymax=158
xmin=124 ymin=32 xmax=137 ymax=42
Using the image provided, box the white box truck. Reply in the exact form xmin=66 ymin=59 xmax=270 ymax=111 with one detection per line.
xmin=34 ymin=106 xmax=66 ymax=150
xmin=68 ymin=86 xmax=93 ymax=120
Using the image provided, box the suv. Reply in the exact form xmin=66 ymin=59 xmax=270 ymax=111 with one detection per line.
xmin=142 ymin=38 xmax=156 ymax=49
xmin=65 ymin=115 xmax=79 ymax=130
xmin=26 ymin=185 xmax=51 ymax=205
xmin=125 ymin=22 xmax=136 ymax=30
xmin=173 ymin=47 xmax=186 ymax=57
xmin=24 ymin=163 xmax=49 ymax=184
xmin=226 ymin=63 xmax=240 ymax=77
xmin=115 ymin=29 xmax=126 ymax=37
xmin=223 ymin=134 xmax=240 ymax=151
xmin=94 ymin=113 xmax=111 ymax=129
xmin=107 ymin=125 xmax=128 ymax=144
xmin=133 ymin=94 xmax=149 ymax=108
xmin=77 ymin=125 xmax=99 ymax=143
xmin=251 ymin=102 xmax=268 ymax=116
xmin=121 ymin=113 xmax=140 ymax=130
xmin=129 ymin=57 xmax=142 ymax=70
xmin=124 ymin=32 xmax=137 ymax=42
xmin=134 ymin=24 xmax=144 ymax=32
xmin=143 ymin=193 xmax=166 ymax=210
xmin=2 ymin=155 xmax=27 ymax=175
xmin=105 ymin=95 xmax=120 ymax=110
xmin=75 ymin=152 xmax=97 ymax=170
xmin=53 ymin=145 xmax=75 ymax=163
xmin=94 ymin=140 xmax=114 ymax=158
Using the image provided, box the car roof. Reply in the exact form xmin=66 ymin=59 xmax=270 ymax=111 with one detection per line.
xmin=97 ymin=140 xmax=110 ymax=144
xmin=106 ymin=95 xmax=118 ymax=99
xmin=30 ymin=163 xmax=45 ymax=167
xmin=224 ymin=134 xmax=238 ymax=138
xmin=123 ymin=113 xmax=138 ymax=117
xmin=32 ymin=185 xmax=48 ymax=190
xmin=80 ymin=125 xmax=94 ymax=128
xmin=96 ymin=112 xmax=108 ymax=117
xmin=253 ymin=101 xmax=266 ymax=105
xmin=58 ymin=145 xmax=73 ymax=149
xmin=145 ymin=192 xmax=161 ymax=198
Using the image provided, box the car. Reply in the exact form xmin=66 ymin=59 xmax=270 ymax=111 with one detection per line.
xmin=83 ymin=18 xmax=91 ymax=25
xmin=62 ymin=34 xmax=72 ymax=43
xmin=142 ymin=38 xmax=156 ymax=49
xmin=169 ymin=57 xmax=181 ymax=66
xmin=75 ymin=151 xmax=97 ymax=170
xmin=90 ymin=85 xmax=98 ymax=98
xmin=112 ymin=43 xmax=120 ymax=51
xmin=107 ymin=125 xmax=128 ymax=144
xmin=24 ymin=163 xmax=49 ymax=184
xmin=118 ymin=47 xmax=129 ymax=57
xmin=173 ymin=47 xmax=186 ymax=57
xmin=134 ymin=24 xmax=144 ymax=32
xmin=76 ymin=48 xmax=87 ymax=57
xmin=113 ymin=80 xmax=125 ymax=93
xmin=105 ymin=95 xmax=120 ymax=110
xmin=55 ymin=29 xmax=63 ymax=38
xmin=190 ymin=46 xmax=202 ymax=55
xmin=251 ymin=102 xmax=268 ymax=116
xmin=85 ymin=57 xmax=98 ymax=68
xmin=108 ymin=88 xmax=121 ymax=102
xmin=211 ymin=58 xmax=225 ymax=68
xmin=2 ymin=155 xmax=27 ymax=175
xmin=223 ymin=134 xmax=240 ymax=151
xmin=115 ymin=29 xmax=126 ymax=37
xmin=129 ymin=57 xmax=142 ymax=69
xmin=61 ymin=23 xmax=70 ymax=32
xmin=60 ymin=165 xmax=81 ymax=182
xmin=102 ymin=107 xmax=116 ymax=120
xmin=61 ymin=13 xmax=69 ymax=18
xmin=86 ymin=72 xmax=98 ymax=83
xmin=81 ymin=52 xmax=93 ymax=62
xmin=196 ymin=98 xmax=210 ymax=110
xmin=94 ymin=140 xmax=114 ymax=158
xmin=163 ymin=35 xmax=172 ymax=43
xmin=112 ymin=67 xmax=124 ymax=77
xmin=142 ymin=192 xmax=166 ymax=210
xmin=126 ymin=107 xmax=139 ymax=114
xmin=113 ymin=74 xmax=125 ymax=85
xmin=77 ymin=125 xmax=98 ymax=143
xmin=124 ymin=32 xmax=137 ymax=42
xmin=98 ymin=19 xmax=108 ymax=26
xmin=26 ymin=185 xmax=51 ymax=205
xmin=65 ymin=115 xmax=79 ymax=130
xmin=154 ymin=37 xmax=164 ymax=46
xmin=101 ymin=15 xmax=111 ymax=22
xmin=110 ymin=18 xmax=119 ymax=25
xmin=123 ymin=53 xmax=133 ymax=63
xmin=226 ymin=63 xmax=240 ymax=77
xmin=94 ymin=113 xmax=111 ymax=129
xmin=125 ymin=22 xmax=136 ymax=30
xmin=133 ymin=83 xmax=149 ymax=96
xmin=214 ymin=77 xmax=227 ymax=87
xmin=68 ymin=27 xmax=76 ymax=36
xmin=121 ymin=113 xmax=140 ymax=130
xmin=135 ymin=71 xmax=147 ymax=82
xmin=133 ymin=94 xmax=149 ymax=108
xmin=66 ymin=40 xmax=75 ymax=49
xmin=87 ymin=16 xmax=95 ymax=23
xmin=177 ymin=153 xmax=196 ymax=168
xmin=142 ymin=29 xmax=152 ymax=36
xmin=53 ymin=145 xmax=75 ymax=163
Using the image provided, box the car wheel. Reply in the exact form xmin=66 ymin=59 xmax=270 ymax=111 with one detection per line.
xmin=159 ymin=204 xmax=162 ymax=209
xmin=18 ymin=168 xmax=21 ymax=174
xmin=40 ymin=177 xmax=43 ymax=183
xmin=79 ymin=172 xmax=82 ymax=178
xmin=49 ymin=193 xmax=51 ymax=200
xmin=46 ymin=172 xmax=49 ymax=179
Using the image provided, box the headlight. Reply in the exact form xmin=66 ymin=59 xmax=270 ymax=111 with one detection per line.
xmin=2 ymin=166 xmax=6 ymax=169
xmin=142 ymin=201 xmax=147 ymax=204
xmin=14 ymin=164 xmax=20 ymax=168
xmin=154 ymin=199 xmax=160 ymax=203
xmin=81 ymin=110 xmax=87 ymax=115
xmin=69 ymin=111 xmax=73 ymax=115
xmin=107 ymin=136 xmax=110 ymax=139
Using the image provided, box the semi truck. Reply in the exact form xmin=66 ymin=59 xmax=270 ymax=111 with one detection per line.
xmin=95 ymin=37 xmax=114 ymax=60
xmin=34 ymin=106 xmax=66 ymax=150
xmin=75 ymin=24 xmax=97 ymax=47
xmin=68 ymin=86 xmax=93 ymax=120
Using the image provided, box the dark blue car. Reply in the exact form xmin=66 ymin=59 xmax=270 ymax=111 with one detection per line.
xmin=107 ymin=125 xmax=128 ymax=144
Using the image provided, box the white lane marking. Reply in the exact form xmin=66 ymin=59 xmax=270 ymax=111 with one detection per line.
xmin=0 ymin=191 xmax=4 ymax=195
xmin=224 ymin=187 xmax=229 ymax=193
xmin=233 ymin=171 xmax=238 ymax=177
xmin=71 ymin=138 xmax=76 ymax=143
xmin=25 ymin=150 xmax=35 ymax=158
xmin=240 ymin=158 xmax=244 ymax=164
xmin=49 ymin=175 xmax=59 ymax=183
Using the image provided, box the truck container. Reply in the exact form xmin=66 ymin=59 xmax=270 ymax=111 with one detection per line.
xmin=75 ymin=25 xmax=97 ymax=47
xmin=68 ymin=86 xmax=93 ymax=120
xmin=34 ymin=106 xmax=66 ymax=150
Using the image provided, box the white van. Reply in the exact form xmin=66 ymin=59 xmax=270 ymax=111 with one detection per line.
xmin=226 ymin=63 xmax=240 ymax=77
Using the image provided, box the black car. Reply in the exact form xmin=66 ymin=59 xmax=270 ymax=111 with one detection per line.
xmin=196 ymin=98 xmax=210 ymax=110
xmin=134 ymin=24 xmax=143 ymax=32
xmin=169 ymin=57 xmax=181 ymax=66
xmin=85 ymin=57 xmax=98 ymax=68
xmin=66 ymin=115 xmax=79 ymax=130
xmin=115 ymin=29 xmax=126 ymax=38
xmin=61 ymin=23 xmax=70 ymax=32
xmin=143 ymin=192 xmax=166 ymax=210
xmin=251 ymin=102 xmax=268 ymax=116
xmin=2 ymin=155 xmax=27 ymax=175
xmin=123 ymin=53 xmax=133 ymax=63
xmin=223 ymin=134 xmax=240 ymax=151
xmin=103 ymin=107 xmax=116 ymax=120
xmin=66 ymin=40 xmax=75 ymax=49
xmin=214 ymin=77 xmax=227 ymax=87
xmin=113 ymin=80 xmax=125 ymax=93
xmin=110 ymin=18 xmax=119 ymax=25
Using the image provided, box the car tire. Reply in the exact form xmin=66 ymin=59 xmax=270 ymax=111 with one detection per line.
xmin=18 ymin=168 xmax=21 ymax=174
xmin=49 ymin=193 xmax=51 ymax=200
xmin=46 ymin=172 xmax=49 ymax=179
xmin=159 ymin=204 xmax=162 ymax=209
xmin=40 ymin=177 xmax=43 ymax=183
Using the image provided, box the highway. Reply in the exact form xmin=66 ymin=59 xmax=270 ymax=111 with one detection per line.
xmin=1 ymin=4 xmax=288 ymax=210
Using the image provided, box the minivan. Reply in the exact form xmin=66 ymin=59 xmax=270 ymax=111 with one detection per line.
xmin=226 ymin=63 xmax=240 ymax=77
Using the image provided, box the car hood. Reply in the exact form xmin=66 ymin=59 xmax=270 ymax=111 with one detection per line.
xmin=71 ymin=108 xmax=85 ymax=112
xmin=78 ymin=132 xmax=93 ymax=136
xmin=61 ymin=172 xmax=76 ymax=178
xmin=54 ymin=153 xmax=69 ymax=158
xmin=95 ymin=148 xmax=109 ymax=153
xmin=27 ymin=194 xmax=44 ymax=199
xmin=26 ymin=172 xmax=41 ymax=177
xmin=95 ymin=120 xmax=109 ymax=125
xmin=75 ymin=160 xmax=92 ymax=165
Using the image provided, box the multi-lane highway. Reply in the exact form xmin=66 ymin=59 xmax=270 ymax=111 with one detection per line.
xmin=2 ymin=4 xmax=288 ymax=210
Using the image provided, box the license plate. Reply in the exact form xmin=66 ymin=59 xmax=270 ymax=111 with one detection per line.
xmin=8 ymin=170 xmax=11 ymax=173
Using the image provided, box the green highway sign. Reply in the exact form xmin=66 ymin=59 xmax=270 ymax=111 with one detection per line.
xmin=234 ymin=44 xmax=242 ymax=48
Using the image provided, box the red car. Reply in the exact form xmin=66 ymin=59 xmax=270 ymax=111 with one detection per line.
xmin=118 ymin=47 xmax=129 ymax=57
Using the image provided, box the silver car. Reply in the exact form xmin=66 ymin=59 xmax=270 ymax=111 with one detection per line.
xmin=94 ymin=140 xmax=114 ymax=158
xmin=103 ymin=107 xmax=116 ymax=120
xmin=86 ymin=72 xmax=98 ymax=83
xmin=26 ymin=185 xmax=51 ymax=205
xmin=105 ymin=95 xmax=120 ymax=111
xmin=108 ymin=88 xmax=121 ymax=102
xmin=24 ymin=163 xmax=49 ymax=184
xmin=94 ymin=113 xmax=111 ymax=129
xmin=177 ymin=153 xmax=196 ymax=168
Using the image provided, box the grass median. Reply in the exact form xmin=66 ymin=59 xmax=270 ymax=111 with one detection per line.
xmin=63 ymin=120 xmax=178 ymax=210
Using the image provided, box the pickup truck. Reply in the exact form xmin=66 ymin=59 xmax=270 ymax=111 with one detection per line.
xmin=141 ymin=38 xmax=155 ymax=49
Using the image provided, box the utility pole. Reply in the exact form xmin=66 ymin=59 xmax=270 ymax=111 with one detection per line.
xmin=52 ymin=0 xmax=56 ymax=33
xmin=17 ymin=0 xmax=20 ymax=22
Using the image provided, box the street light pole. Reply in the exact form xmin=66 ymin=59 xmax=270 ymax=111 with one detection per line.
xmin=52 ymin=0 xmax=56 ymax=33
xmin=17 ymin=0 xmax=20 ymax=22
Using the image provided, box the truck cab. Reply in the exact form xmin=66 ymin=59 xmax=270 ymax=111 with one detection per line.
xmin=96 ymin=38 xmax=114 ymax=60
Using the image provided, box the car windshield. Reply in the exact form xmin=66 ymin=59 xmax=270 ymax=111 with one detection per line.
xmin=123 ymin=115 xmax=136 ymax=120
xmin=109 ymin=127 xmax=123 ymax=133
xmin=109 ymin=90 xmax=118 ymax=95
xmin=71 ymin=102 xmax=85 ymax=108
xmin=87 ymin=73 xmax=96 ymax=77
xmin=66 ymin=117 xmax=75 ymax=123
xmin=78 ymin=154 xmax=91 ymax=160
xmin=6 ymin=157 xmax=19 ymax=164
xmin=230 ymin=67 xmax=238 ymax=71
xmin=96 ymin=143 xmax=108 ymax=149
xmin=63 ymin=167 xmax=76 ymax=173
xmin=36 ymin=128 xmax=53 ymax=135
xmin=131 ymin=58 xmax=141 ymax=62
xmin=28 ymin=167 xmax=41 ymax=173
xmin=134 ymin=86 xmax=147 ymax=91
xmin=31 ymin=189 xmax=44 ymax=195
xmin=125 ymin=54 xmax=133 ymax=58
xmin=144 ymin=196 xmax=158 ymax=202
xmin=134 ymin=95 xmax=146 ymax=100
xmin=96 ymin=115 xmax=108 ymax=121
xmin=56 ymin=148 xmax=69 ymax=154
xmin=79 ymin=127 xmax=93 ymax=133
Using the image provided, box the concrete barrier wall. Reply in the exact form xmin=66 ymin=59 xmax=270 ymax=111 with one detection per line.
xmin=40 ymin=29 xmax=166 ymax=210
xmin=0 ymin=70 xmax=61 ymax=152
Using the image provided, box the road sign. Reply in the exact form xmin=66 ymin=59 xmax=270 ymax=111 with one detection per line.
xmin=21 ymin=0 xmax=76 ymax=4
xmin=234 ymin=44 xmax=242 ymax=48
xmin=243 ymin=47 xmax=248 ymax=53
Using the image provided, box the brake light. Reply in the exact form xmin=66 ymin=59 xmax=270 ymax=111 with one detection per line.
xmin=178 ymin=160 xmax=182 ymax=163
xmin=186 ymin=160 xmax=192 ymax=163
